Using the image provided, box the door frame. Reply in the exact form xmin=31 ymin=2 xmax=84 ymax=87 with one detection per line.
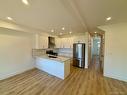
xmin=88 ymin=30 xmax=105 ymax=74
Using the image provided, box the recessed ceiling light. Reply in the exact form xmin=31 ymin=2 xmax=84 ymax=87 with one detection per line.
xmin=62 ymin=27 xmax=65 ymax=30
xmin=106 ymin=17 xmax=112 ymax=21
xmin=22 ymin=0 xmax=29 ymax=5
xmin=6 ymin=17 xmax=13 ymax=21
xmin=51 ymin=29 xmax=54 ymax=32
xmin=95 ymin=32 xmax=97 ymax=33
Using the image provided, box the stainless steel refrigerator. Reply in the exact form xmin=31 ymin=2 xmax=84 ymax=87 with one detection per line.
xmin=73 ymin=43 xmax=85 ymax=68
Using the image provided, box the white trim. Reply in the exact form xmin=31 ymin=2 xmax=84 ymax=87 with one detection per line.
xmin=0 ymin=66 xmax=35 ymax=80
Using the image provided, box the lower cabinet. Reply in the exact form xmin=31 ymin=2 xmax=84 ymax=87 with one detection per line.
xmin=36 ymin=57 xmax=70 ymax=79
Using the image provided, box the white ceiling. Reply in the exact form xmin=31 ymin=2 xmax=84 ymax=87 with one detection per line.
xmin=74 ymin=0 xmax=127 ymax=30
xmin=0 ymin=0 xmax=127 ymax=35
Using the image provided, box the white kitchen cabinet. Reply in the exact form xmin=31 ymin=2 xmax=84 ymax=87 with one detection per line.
xmin=55 ymin=38 xmax=61 ymax=48
xmin=65 ymin=38 xmax=70 ymax=48
xmin=39 ymin=36 xmax=48 ymax=49
xmin=66 ymin=37 xmax=73 ymax=48
xmin=56 ymin=38 xmax=64 ymax=48
xmin=61 ymin=38 xmax=66 ymax=48
xmin=55 ymin=37 xmax=74 ymax=48
xmin=73 ymin=36 xmax=86 ymax=43
xmin=60 ymin=38 xmax=66 ymax=48
xmin=68 ymin=37 xmax=73 ymax=48
xmin=35 ymin=34 xmax=40 ymax=49
xmin=36 ymin=56 xmax=71 ymax=79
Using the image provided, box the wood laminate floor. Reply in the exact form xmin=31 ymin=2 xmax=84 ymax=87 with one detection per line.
xmin=0 ymin=58 xmax=127 ymax=95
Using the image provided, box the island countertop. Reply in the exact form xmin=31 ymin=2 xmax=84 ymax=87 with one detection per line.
xmin=35 ymin=55 xmax=71 ymax=63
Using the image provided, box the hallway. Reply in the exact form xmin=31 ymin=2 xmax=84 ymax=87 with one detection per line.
xmin=89 ymin=55 xmax=103 ymax=75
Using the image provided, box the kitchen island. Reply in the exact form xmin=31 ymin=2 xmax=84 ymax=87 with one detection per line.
xmin=36 ymin=55 xmax=71 ymax=79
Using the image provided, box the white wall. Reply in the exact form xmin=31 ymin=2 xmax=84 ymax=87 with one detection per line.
xmin=0 ymin=28 xmax=35 ymax=80
xmin=99 ymin=23 xmax=127 ymax=82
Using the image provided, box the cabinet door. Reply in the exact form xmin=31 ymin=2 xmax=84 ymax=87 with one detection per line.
xmin=55 ymin=38 xmax=61 ymax=48
xmin=68 ymin=37 xmax=73 ymax=48
xmin=73 ymin=36 xmax=86 ymax=43
xmin=39 ymin=36 xmax=48 ymax=49
xmin=60 ymin=38 xmax=74 ymax=48
xmin=65 ymin=38 xmax=71 ymax=48
xmin=44 ymin=37 xmax=48 ymax=48
xmin=61 ymin=38 xmax=65 ymax=48
xmin=61 ymin=38 xmax=69 ymax=48
xmin=56 ymin=37 xmax=73 ymax=48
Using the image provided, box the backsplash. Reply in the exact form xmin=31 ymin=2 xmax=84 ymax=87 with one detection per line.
xmin=57 ymin=48 xmax=73 ymax=58
xmin=32 ymin=48 xmax=73 ymax=58
xmin=32 ymin=49 xmax=46 ymax=56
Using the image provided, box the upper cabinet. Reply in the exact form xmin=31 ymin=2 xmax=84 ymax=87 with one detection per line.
xmin=34 ymin=34 xmax=48 ymax=49
xmin=55 ymin=37 xmax=61 ymax=48
xmin=61 ymin=38 xmax=67 ymax=48
xmin=68 ymin=37 xmax=73 ymax=48
xmin=73 ymin=35 xmax=87 ymax=43
xmin=39 ymin=36 xmax=48 ymax=49
xmin=55 ymin=37 xmax=73 ymax=48
xmin=35 ymin=34 xmax=88 ymax=49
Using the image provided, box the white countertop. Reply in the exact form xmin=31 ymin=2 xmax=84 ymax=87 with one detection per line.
xmin=36 ymin=55 xmax=71 ymax=62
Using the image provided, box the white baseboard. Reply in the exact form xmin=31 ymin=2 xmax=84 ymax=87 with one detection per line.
xmin=0 ymin=66 xmax=35 ymax=80
xmin=104 ymin=73 xmax=127 ymax=82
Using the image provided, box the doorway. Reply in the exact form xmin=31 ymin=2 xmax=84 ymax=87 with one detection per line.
xmin=88 ymin=31 xmax=105 ymax=75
